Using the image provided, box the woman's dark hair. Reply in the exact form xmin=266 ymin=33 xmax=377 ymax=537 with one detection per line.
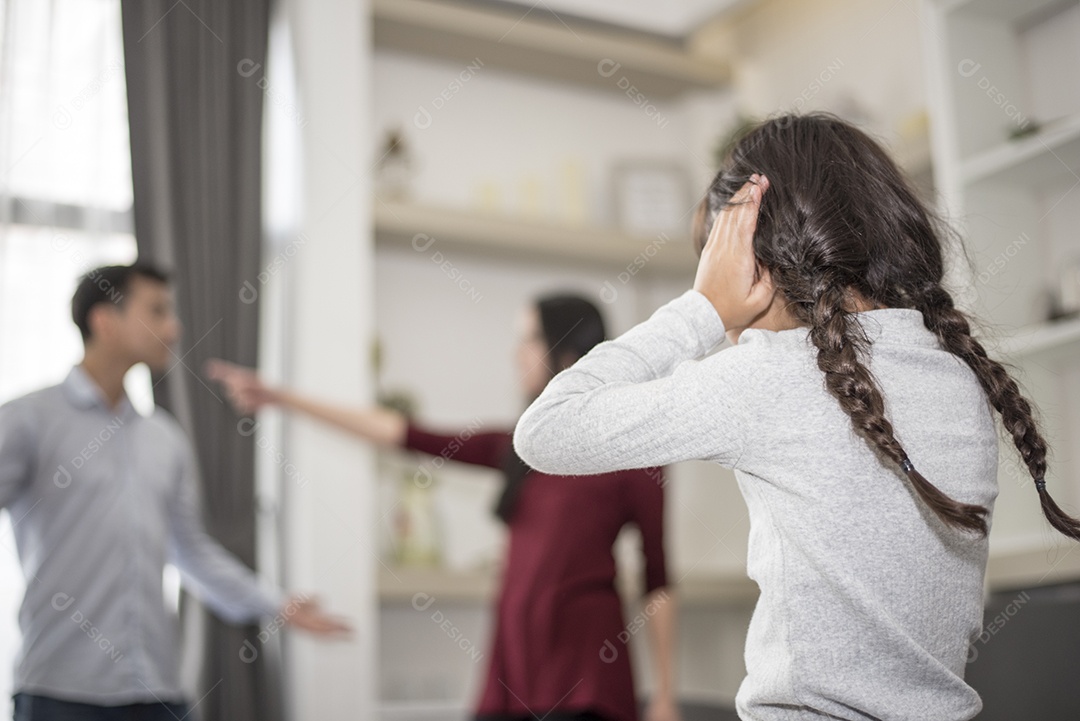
xmin=71 ymin=263 xmax=170 ymax=341
xmin=693 ymin=112 xmax=1080 ymax=540
xmin=496 ymin=294 xmax=607 ymax=522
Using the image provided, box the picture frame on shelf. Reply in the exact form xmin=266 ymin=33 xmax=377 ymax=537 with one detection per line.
xmin=611 ymin=161 xmax=692 ymax=237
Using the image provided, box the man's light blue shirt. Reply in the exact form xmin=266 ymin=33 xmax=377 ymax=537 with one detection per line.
xmin=0 ymin=365 xmax=283 ymax=704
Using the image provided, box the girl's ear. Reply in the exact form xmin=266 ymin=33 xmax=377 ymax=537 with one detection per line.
xmin=748 ymin=264 xmax=778 ymax=308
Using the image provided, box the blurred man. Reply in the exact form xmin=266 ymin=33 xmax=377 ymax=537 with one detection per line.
xmin=0 ymin=263 xmax=349 ymax=721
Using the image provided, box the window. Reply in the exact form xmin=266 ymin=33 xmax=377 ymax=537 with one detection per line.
xmin=0 ymin=0 xmax=147 ymax=712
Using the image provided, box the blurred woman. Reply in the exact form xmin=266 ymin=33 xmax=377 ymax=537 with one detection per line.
xmin=207 ymin=293 xmax=679 ymax=721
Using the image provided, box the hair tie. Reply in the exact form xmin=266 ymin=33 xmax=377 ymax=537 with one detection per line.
xmin=899 ymin=456 xmax=914 ymax=474
xmin=1035 ymin=478 xmax=1046 ymax=492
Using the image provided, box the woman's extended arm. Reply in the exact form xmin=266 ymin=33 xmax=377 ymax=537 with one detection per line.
xmin=274 ymin=387 xmax=406 ymax=447
xmin=205 ymin=359 xmax=510 ymax=468
xmin=205 ymin=359 xmax=406 ymax=447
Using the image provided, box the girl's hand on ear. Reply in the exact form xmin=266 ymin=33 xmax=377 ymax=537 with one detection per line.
xmin=692 ymin=174 xmax=774 ymax=334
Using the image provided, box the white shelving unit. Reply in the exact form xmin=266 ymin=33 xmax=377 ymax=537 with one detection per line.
xmin=923 ymin=0 xmax=1080 ymax=585
xmin=960 ymin=111 xmax=1080 ymax=186
xmin=994 ymin=314 xmax=1080 ymax=359
xmin=370 ymin=0 xmax=732 ymax=282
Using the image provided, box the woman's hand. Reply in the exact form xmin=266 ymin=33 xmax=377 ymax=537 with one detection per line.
xmin=206 ymin=359 xmax=407 ymax=446
xmin=205 ymin=358 xmax=280 ymax=414
xmin=692 ymin=174 xmax=775 ymax=335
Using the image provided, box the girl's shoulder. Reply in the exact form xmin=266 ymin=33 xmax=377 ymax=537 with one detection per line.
xmin=705 ymin=325 xmax=813 ymax=375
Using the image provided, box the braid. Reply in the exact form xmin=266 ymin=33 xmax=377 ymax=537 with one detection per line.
xmin=807 ymin=280 xmax=990 ymax=534
xmin=918 ymin=285 xmax=1080 ymax=540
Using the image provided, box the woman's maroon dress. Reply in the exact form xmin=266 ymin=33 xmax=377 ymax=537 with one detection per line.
xmin=402 ymin=422 xmax=669 ymax=721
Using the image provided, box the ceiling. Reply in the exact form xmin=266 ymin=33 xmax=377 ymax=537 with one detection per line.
xmin=485 ymin=0 xmax=749 ymax=38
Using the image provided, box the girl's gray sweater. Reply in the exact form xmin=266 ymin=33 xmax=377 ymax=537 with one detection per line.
xmin=514 ymin=289 xmax=999 ymax=720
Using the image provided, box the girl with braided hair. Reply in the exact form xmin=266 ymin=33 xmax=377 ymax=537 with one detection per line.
xmin=514 ymin=112 xmax=1080 ymax=720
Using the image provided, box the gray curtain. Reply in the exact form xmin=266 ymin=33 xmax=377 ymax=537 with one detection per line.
xmin=119 ymin=2 xmax=280 ymax=720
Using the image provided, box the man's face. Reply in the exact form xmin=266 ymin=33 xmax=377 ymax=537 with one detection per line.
xmin=92 ymin=276 xmax=182 ymax=372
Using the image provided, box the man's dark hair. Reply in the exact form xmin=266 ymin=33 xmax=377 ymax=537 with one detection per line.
xmin=71 ymin=263 xmax=170 ymax=341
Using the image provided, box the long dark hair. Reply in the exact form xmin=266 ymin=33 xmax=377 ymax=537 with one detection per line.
xmin=495 ymin=294 xmax=607 ymax=522
xmin=695 ymin=112 xmax=1080 ymax=540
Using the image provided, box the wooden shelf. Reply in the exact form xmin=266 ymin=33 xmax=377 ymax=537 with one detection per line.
xmin=378 ymin=549 xmax=1080 ymax=604
xmin=374 ymin=198 xmax=697 ymax=275
xmin=378 ymin=565 xmax=498 ymax=604
xmin=993 ymin=315 xmax=1080 ymax=358
xmin=379 ymin=545 xmax=1080 ymax=607
xmin=940 ymin=0 xmax=1068 ymax=23
xmin=377 ymin=565 xmax=758 ymax=606
xmin=961 ymin=113 xmax=1080 ymax=187
xmin=987 ymin=534 xmax=1080 ymax=591
xmin=372 ymin=0 xmax=730 ymax=98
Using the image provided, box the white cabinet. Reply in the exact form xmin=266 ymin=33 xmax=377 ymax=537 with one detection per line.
xmin=923 ymin=0 xmax=1080 ymax=588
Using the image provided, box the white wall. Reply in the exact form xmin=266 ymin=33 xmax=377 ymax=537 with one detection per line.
xmin=723 ymin=0 xmax=928 ymax=149
xmin=278 ymin=0 xmax=377 ymax=717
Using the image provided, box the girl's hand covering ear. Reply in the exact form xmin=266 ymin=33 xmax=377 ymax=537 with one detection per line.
xmin=692 ymin=174 xmax=775 ymax=334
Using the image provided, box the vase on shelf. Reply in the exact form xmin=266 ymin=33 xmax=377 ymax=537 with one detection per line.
xmin=375 ymin=127 xmax=415 ymax=202
xmin=393 ymin=465 xmax=442 ymax=568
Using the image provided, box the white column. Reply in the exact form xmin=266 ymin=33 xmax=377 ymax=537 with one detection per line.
xmin=280 ymin=0 xmax=376 ymax=717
